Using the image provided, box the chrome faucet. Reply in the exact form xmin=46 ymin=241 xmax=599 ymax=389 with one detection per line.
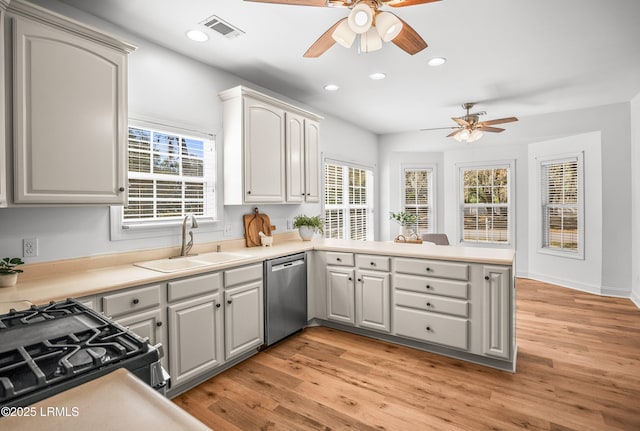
xmin=179 ymin=214 xmax=199 ymax=257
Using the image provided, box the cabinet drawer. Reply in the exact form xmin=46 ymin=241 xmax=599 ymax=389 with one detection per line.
xmin=356 ymin=254 xmax=390 ymax=272
xmin=102 ymin=284 xmax=161 ymax=318
xmin=394 ymin=274 xmax=468 ymax=299
xmin=326 ymin=252 xmax=354 ymax=266
xmin=168 ymin=272 xmax=222 ymax=302
xmin=224 ymin=263 xmax=263 ymax=287
xmin=394 ymin=258 xmax=469 ymax=281
xmin=394 ymin=307 xmax=468 ymax=350
xmin=395 ymin=290 xmax=468 ymax=318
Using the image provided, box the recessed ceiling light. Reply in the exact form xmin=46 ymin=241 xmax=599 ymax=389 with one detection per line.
xmin=324 ymin=84 xmax=340 ymax=91
xmin=369 ymin=72 xmax=386 ymax=80
xmin=427 ymin=57 xmax=447 ymax=67
xmin=186 ymin=30 xmax=209 ymax=42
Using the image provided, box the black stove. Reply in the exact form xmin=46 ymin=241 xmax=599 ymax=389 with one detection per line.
xmin=0 ymin=299 xmax=168 ymax=410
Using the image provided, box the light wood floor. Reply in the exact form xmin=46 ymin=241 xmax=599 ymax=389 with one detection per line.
xmin=173 ymin=278 xmax=640 ymax=430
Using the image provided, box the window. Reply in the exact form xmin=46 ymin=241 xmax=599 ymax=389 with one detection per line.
xmin=460 ymin=164 xmax=512 ymax=245
xmin=403 ymin=168 xmax=434 ymax=236
xmin=122 ymin=125 xmax=216 ymax=227
xmin=324 ymin=162 xmax=374 ymax=241
xmin=540 ymin=154 xmax=583 ymax=257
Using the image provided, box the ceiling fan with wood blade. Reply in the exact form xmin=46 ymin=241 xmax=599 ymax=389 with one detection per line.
xmin=244 ymin=0 xmax=441 ymax=57
xmin=421 ymin=103 xmax=518 ymax=143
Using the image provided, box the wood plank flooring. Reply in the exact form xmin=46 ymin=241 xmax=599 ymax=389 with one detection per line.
xmin=173 ymin=278 xmax=640 ymax=430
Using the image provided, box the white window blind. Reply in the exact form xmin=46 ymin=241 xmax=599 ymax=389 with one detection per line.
xmin=403 ymin=168 xmax=433 ymax=236
xmin=461 ymin=166 xmax=511 ymax=244
xmin=124 ymin=126 xmax=215 ymax=224
xmin=324 ymin=162 xmax=374 ymax=241
xmin=541 ymin=156 xmax=582 ymax=255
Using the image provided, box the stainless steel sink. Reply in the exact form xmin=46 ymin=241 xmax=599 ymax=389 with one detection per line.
xmin=134 ymin=252 xmax=252 ymax=273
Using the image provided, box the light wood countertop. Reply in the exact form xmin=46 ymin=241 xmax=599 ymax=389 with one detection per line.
xmin=0 ymin=368 xmax=210 ymax=431
xmin=0 ymin=237 xmax=514 ymax=306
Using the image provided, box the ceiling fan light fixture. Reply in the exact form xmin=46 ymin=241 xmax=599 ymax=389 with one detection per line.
xmin=375 ymin=12 xmax=402 ymax=42
xmin=360 ymin=27 xmax=382 ymax=53
xmin=348 ymin=3 xmax=374 ymax=34
xmin=467 ymin=129 xmax=484 ymax=142
xmin=332 ymin=20 xmax=356 ymax=48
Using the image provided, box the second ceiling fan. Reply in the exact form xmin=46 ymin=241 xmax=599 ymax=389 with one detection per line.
xmin=421 ymin=103 xmax=519 ymax=143
xmin=245 ymin=0 xmax=441 ymax=57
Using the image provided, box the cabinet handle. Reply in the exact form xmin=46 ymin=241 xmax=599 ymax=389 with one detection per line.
xmin=370 ymin=262 xmax=376 ymax=266
xmin=216 ymin=303 xmax=221 ymax=308
xmin=119 ymin=187 xmax=125 ymax=192
xmin=426 ymin=302 xmax=432 ymax=307
xmin=306 ymin=193 xmax=310 ymax=196
xmin=227 ymin=299 xmax=233 ymax=305
xmin=336 ymin=257 xmax=342 ymax=262
xmin=156 ymin=321 xmax=162 ymax=327
xmin=301 ymin=193 xmax=306 ymax=196
xmin=357 ymin=278 xmax=362 ymax=282
xmin=426 ymin=267 xmax=432 ymax=272
xmin=132 ymin=298 xmax=139 ymax=305
xmin=348 ymin=277 xmax=352 ymax=281
xmin=425 ymin=285 xmax=431 ymax=290
xmin=247 ymin=191 xmax=251 ymax=195
xmin=426 ymin=326 xmax=431 ymax=332
xmin=484 ymin=275 xmax=490 ymax=280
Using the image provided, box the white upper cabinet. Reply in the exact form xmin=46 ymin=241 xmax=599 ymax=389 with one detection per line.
xmin=243 ymin=96 xmax=286 ymax=203
xmin=6 ymin=0 xmax=135 ymax=205
xmin=220 ymin=86 xmax=322 ymax=205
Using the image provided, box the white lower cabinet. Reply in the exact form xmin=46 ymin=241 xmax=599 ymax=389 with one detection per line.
xmin=355 ymin=270 xmax=390 ymax=333
xmin=100 ymin=284 xmax=167 ymax=369
xmin=167 ymin=292 xmax=223 ymax=387
xmin=482 ymin=265 xmax=512 ymax=359
xmin=394 ymin=307 xmax=469 ymax=351
xmin=224 ymin=281 xmax=263 ymax=360
xmin=326 ymin=266 xmax=355 ymax=325
xmin=224 ymin=263 xmax=264 ymax=361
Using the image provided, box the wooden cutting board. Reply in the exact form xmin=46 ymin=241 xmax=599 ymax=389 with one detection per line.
xmin=243 ymin=208 xmax=276 ymax=247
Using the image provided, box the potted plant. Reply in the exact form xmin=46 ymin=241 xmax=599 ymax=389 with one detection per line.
xmin=389 ymin=211 xmax=418 ymax=240
xmin=293 ymin=215 xmax=324 ymax=241
xmin=0 ymin=257 xmax=25 ymax=288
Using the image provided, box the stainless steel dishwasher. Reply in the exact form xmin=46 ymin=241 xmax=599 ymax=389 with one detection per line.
xmin=264 ymin=252 xmax=307 ymax=346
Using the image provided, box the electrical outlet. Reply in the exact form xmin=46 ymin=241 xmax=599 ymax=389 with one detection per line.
xmin=23 ymin=238 xmax=38 ymax=257
xmin=223 ymin=225 xmax=232 ymax=237
xmin=286 ymin=219 xmax=293 ymax=230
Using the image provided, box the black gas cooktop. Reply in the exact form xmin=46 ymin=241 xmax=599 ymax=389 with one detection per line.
xmin=0 ymin=299 xmax=163 ymax=409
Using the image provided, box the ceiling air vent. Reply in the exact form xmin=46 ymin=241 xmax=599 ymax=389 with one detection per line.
xmin=201 ymin=15 xmax=244 ymax=39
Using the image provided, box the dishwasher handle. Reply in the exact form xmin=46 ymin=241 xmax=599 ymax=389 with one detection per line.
xmin=271 ymin=259 xmax=305 ymax=272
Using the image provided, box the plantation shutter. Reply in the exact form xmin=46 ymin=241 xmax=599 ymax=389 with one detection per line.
xmin=541 ymin=157 xmax=580 ymax=252
xmin=403 ymin=169 xmax=432 ymax=235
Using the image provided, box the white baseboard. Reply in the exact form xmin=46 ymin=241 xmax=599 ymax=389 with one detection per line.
xmin=522 ymin=272 xmax=602 ymax=295
xmin=520 ymin=273 xmax=639 ymax=310
xmin=631 ymin=290 xmax=640 ymax=309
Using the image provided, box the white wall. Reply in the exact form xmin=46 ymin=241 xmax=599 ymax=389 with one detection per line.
xmin=527 ymin=132 xmax=602 ymax=294
xmin=0 ymin=0 xmax=377 ymax=262
xmin=379 ymin=102 xmax=633 ymax=296
xmin=631 ymin=92 xmax=640 ymax=307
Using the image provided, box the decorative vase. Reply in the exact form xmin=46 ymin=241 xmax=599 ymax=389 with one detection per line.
xmin=0 ymin=273 xmax=18 ymax=288
xmin=298 ymin=226 xmax=316 ymax=241
xmin=401 ymin=226 xmax=417 ymax=240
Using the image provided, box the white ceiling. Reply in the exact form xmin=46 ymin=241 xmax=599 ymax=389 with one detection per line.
xmin=55 ymin=0 xmax=640 ymax=135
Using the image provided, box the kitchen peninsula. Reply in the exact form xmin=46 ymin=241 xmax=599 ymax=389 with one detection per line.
xmin=0 ymin=235 xmax=516 ymax=399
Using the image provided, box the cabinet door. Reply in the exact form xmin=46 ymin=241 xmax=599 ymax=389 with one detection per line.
xmin=285 ymin=112 xmax=305 ymax=202
xmin=168 ymin=292 xmax=223 ymax=387
xmin=304 ymin=119 xmax=320 ymax=203
xmin=117 ymin=308 xmax=167 ymax=370
xmin=225 ymin=281 xmax=264 ymax=360
xmin=326 ymin=267 xmax=355 ymax=325
xmin=12 ymin=17 xmax=127 ymax=204
xmin=482 ymin=266 xmax=512 ymax=359
xmin=243 ymin=96 xmax=285 ymax=203
xmin=356 ymin=270 xmax=390 ymax=333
